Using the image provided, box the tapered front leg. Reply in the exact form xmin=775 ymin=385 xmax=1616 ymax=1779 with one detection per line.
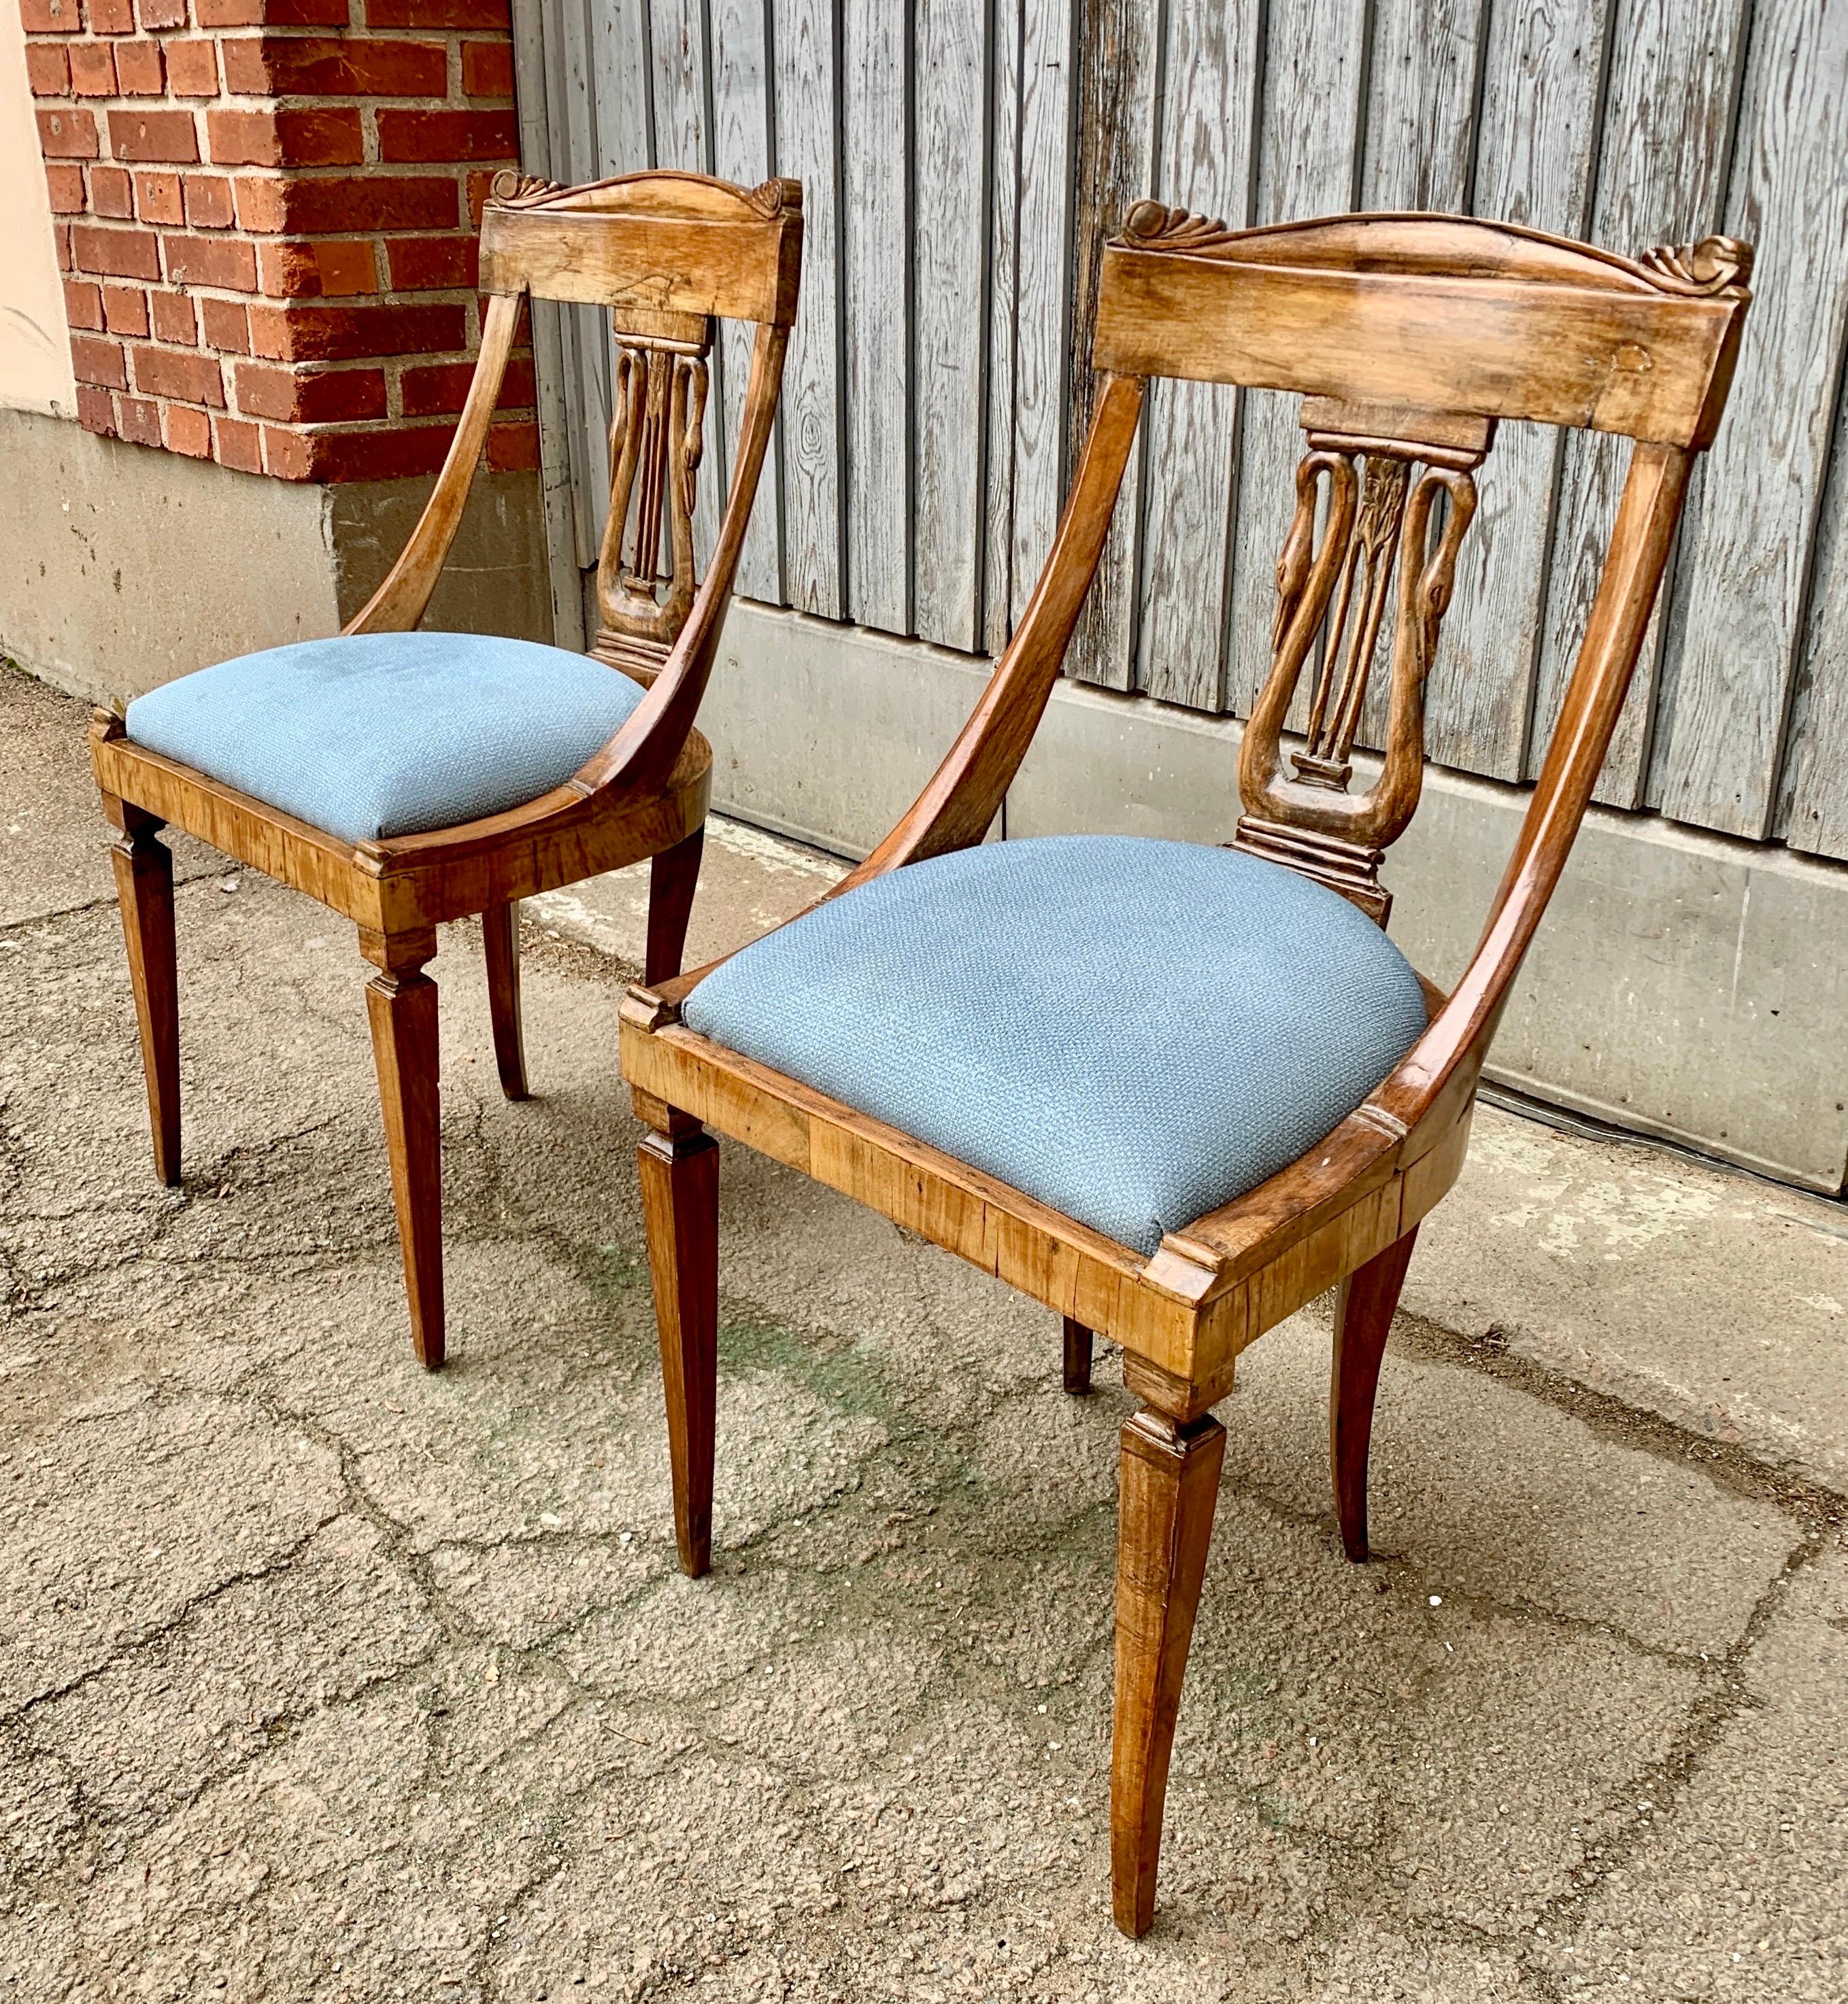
xmin=1330 ymin=1227 xmax=1418 ymax=1562
xmin=645 ymin=826 xmax=704 ymax=986
xmin=110 ymin=819 xmax=180 ymax=1185
xmin=637 ymin=1105 xmax=719 ymax=1576
xmin=1063 ymin=1316 xmax=1094 ymax=1395
xmin=1111 ymin=1407 xmax=1226 ymax=1938
xmin=361 ymin=927 xmax=444 ymax=1370
xmin=482 ymin=900 xmax=529 ymax=1100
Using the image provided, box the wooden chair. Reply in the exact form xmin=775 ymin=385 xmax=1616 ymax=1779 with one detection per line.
xmin=619 ymin=209 xmax=1751 ymax=1934
xmin=90 ymin=169 xmax=802 ymax=1369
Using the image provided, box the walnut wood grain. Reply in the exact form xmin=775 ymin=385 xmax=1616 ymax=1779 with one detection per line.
xmin=1230 ymin=398 xmax=1485 ymax=918
xmin=90 ymin=725 xmax=711 ymax=936
xmin=1330 ymin=1226 xmax=1419 ymax=1563
xmin=482 ymin=901 xmax=528 ymax=1102
xmin=637 ymin=1120 xmax=720 ymax=1578
xmin=479 ymin=169 xmax=803 ymax=328
xmin=645 ymin=826 xmax=704 ymax=987
xmin=361 ymin=928 xmax=443 ymax=1371
xmin=110 ymin=819 xmax=180 ymax=1187
xmin=1112 ymin=1409 xmax=1226 ymax=1937
xmin=1094 ymin=210 xmax=1750 ymax=447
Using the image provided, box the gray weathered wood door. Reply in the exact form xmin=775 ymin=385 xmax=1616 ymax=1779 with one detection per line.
xmin=512 ymin=0 xmax=1848 ymax=864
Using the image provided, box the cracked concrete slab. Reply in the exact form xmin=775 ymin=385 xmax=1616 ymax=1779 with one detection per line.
xmin=1221 ymin=1313 xmax=1798 ymax=1657
xmin=1532 ymin=1548 xmax=1848 ymax=2001
xmin=0 ymin=664 xmax=220 ymax=928
xmin=1 ymin=666 xmax=1845 ymax=2001
xmin=1409 ymin=1112 xmax=1848 ymax=1497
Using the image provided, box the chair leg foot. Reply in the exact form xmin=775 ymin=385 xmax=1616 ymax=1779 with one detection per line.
xmin=1111 ymin=1407 xmax=1225 ymax=1939
xmin=363 ymin=930 xmax=444 ymax=1370
xmin=482 ymin=900 xmax=530 ymax=1101
xmin=1330 ymin=1227 xmax=1418 ymax=1563
xmin=637 ymin=1113 xmax=719 ymax=1577
xmin=110 ymin=822 xmax=181 ymax=1186
xmin=645 ymin=826 xmax=704 ymax=987
xmin=1062 ymin=1316 xmax=1094 ymax=1395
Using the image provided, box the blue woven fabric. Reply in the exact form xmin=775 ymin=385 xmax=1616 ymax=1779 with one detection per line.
xmin=124 ymin=631 xmax=646 ymax=845
xmin=682 ymin=836 xmax=1430 ymax=1255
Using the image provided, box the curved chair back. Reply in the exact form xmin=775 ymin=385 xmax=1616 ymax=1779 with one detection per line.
xmin=843 ymin=205 xmax=1749 ymax=1166
xmin=1096 ymin=208 xmax=1751 ymax=919
xmin=480 ymin=171 xmax=803 ymax=677
xmin=1094 ymin=208 xmax=1746 ymax=445
xmin=348 ymin=170 xmax=802 ymax=721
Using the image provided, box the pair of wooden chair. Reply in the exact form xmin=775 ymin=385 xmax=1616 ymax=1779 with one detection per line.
xmin=94 ymin=172 xmax=1751 ymax=1937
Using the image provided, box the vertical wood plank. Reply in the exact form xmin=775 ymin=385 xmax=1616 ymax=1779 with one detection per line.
xmin=1065 ymin=0 xmax=1160 ymax=691
xmin=843 ymin=0 xmax=912 ymax=634
xmin=582 ymin=0 xmax=652 ymax=602
xmin=1777 ymin=370 xmax=1848 ymax=860
xmin=1353 ymin=0 xmax=1489 ymax=755
xmin=1361 ymin=0 xmax=1485 ymax=211
xmin=1428 ymin=0 xmax=1607 ymax=777
xmin=1135 ymin=0 xmax=1260 ymax=712
xmin=648 ymin=0 xmax=709 ymax=199
xmin=912 ymin=0 xmax=990 ymax=651
xmin=773 ymin=0 xmax=845 ymax=619
xmin=550 ymin=0 xmax=616 ymax=572
xmin=1225 ymin=1 xmax=1371 ymax=719
xmin=1000 ymin=0 xmax=1076 ymax=641
xmin=709 ymin=0 xmax=782 ymax=602
xmin=1651 ymin=0 xmax=1848 ymax=839
xmin=980 ymin=0 xmax=1022 ymax=654
xmin=649 ymin=0 xmax=724 ymax=571
xmin=589 ymin=0 xmax=654 ymax=171
xmin=1529 ymin=0 xmax=1749 ymax=802
xmin=508 ymin=0 xmax=586 ymax=647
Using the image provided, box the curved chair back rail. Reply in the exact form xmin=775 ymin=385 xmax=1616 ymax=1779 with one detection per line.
xmin=1094 ymin=209 xmax=1748 ymax=445
xmin=350 ymin=169 xmax=802 ymax=829
xmin=617 ymin=205 xmax=1751 ymax=1939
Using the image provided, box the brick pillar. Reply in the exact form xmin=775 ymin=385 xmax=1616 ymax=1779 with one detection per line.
xmin=22 ymin=0 xmax=538 ymax=483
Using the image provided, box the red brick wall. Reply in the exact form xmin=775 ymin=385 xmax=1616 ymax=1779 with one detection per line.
xmin=23 ymin=0 xmax=537 ymax=482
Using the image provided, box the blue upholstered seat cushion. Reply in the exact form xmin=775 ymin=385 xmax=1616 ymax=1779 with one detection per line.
xmin=682 ymin=836 xmax=1431 ymax=1255
xmin=124 ymin=631 xmax=646 ymax=845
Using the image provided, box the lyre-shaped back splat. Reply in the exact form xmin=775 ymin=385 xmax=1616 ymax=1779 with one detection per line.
xmin=592 ymin=307 xmax=715 ymax=683
xmin=1234 ymin=396 xmax=1492 ymax=923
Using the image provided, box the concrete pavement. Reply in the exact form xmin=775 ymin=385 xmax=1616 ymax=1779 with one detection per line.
xmin=1 ymin=662 xmax=1844 ymax=2001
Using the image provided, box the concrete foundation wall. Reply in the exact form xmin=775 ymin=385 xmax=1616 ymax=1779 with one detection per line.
xmin=702 ymin=601 xmax=1848 ymax=1195
xmin=0 ymin=407 xmax=551 ymax=709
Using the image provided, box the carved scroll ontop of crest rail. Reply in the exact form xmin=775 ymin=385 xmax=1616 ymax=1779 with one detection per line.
xmin=1638 ymin=235 xmax=1753 ymax=296
xmin=1233 ymin=405 xmax=1488 ymax=923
